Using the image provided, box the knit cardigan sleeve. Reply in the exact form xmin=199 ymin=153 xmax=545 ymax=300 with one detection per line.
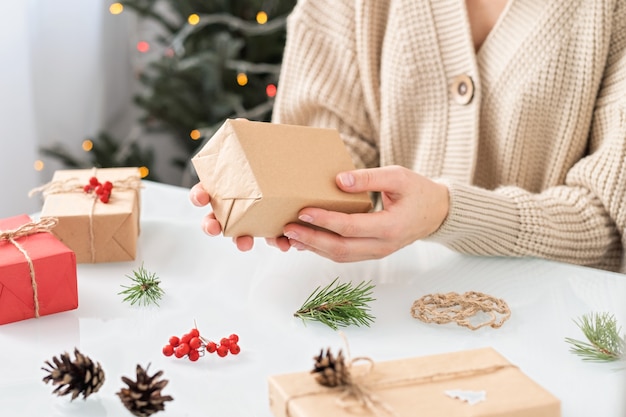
xmin=431 ymin=2 xmax=626 ymax=272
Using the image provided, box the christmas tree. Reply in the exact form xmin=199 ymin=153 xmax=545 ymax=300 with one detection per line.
xmin=41 ymin=0 xmax=296 ymax=183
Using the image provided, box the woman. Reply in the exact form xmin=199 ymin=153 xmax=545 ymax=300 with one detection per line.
xmin=191 ymin=0 xmax=625 ymax=272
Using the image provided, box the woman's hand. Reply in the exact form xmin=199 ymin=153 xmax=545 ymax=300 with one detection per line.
xmin=282 ymin=165 xmax=450 ymax=262
xmin=189 ymin=183 xmax=257 ymax=251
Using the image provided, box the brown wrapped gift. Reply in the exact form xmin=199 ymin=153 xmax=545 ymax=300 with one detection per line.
xmin=268 ymin=347 xmax=560 ymax=417
xmin=191 ymin=119 xmax=372 ymax=237
xmin=37 ymin=167 xmax=141 ymax=263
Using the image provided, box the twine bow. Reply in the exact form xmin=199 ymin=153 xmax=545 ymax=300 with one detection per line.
xmin=0 ymin=217 xmax=59 ymax=318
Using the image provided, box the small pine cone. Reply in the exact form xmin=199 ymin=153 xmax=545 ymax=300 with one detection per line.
xmin=117 ymin=364 xmax=173 ymax=417
xmin=42 ymin=348 xmax=105 ymax=401
xmin=311 ymin=348 xmax=350 ymax=387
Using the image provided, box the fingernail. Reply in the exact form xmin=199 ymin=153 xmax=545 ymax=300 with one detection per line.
xmin=298 ymin=214 xmax=313 ymax=223
xmin=291 ymin=241 xmax=306 ymax=250
xmin=338 ymin=172 xmax=355 ymax=187
xmin=284 ymin=231 xmax=299 ymax=240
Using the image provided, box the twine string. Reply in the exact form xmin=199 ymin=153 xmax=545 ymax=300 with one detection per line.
xmin=0 ymin=217 xmax=59 ymax=318
xmin=410 ymin=291 xmax=511 ymax=330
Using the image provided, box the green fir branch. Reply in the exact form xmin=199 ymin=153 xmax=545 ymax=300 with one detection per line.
xmin=565 ymin=312 xmax=625 ymax=362
xmin=294 ymin=278 xmax=375 ymax=330
xmin=119 ymin=264 xmax=165 ymax=307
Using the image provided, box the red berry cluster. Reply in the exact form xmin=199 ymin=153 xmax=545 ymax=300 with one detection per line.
xmin=83 ymin=177 xmax=113 ymax=203
xmin=162 ymin=328 xmax=240 ymax=362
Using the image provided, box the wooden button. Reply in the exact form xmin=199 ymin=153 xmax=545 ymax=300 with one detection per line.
xmin=451 ymin=74 xmax=474 ymax=105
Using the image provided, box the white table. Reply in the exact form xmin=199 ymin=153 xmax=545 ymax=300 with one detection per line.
xmin=1 ymin=181 xmax=624 ymax=417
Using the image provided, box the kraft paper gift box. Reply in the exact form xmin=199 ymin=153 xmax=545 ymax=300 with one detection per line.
xmin=36 ymin=167 xmax=141 ymax=263
xmin=191 ymin=119 xmax=373 ymax=237
xmin=268 ymin=347 xmax=561 ymax=417
xmin=0 ymin=215 xmax=77 ymax=325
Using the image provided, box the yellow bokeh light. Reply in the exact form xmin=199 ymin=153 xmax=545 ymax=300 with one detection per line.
xmin=82 ymin=139 xmax=94 ymax=152
xmin=236 ymin=72 xmax=248 ymax=86
xmin=256 ymin=11 xmax=268 ymax=24
xmin=139 ymin=166 xmax=149 ymax=178
xmin=33 ymin=160 xmax=44 ymax=171
xmin=190 ymin=129 xmax=202 ymax=140
xmin=188 ymin=14 xmax=200 ymax=25
xmin=109 ymin=3 xmax=124 ymax=15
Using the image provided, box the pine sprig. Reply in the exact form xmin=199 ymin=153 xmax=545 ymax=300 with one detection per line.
xmin=565 ymin=312 xmax=625 ymax=362
xmin=119 ymin=264 xmax=164 ymax=307
xmin=294 ymin=278 xmax=375 ymax=330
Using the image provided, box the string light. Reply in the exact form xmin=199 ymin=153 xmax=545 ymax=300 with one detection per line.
xmin=137 ymin=41 xmax=150 ymax=53
xmin=188 ymin=14 xmax=200 ymax=25
xmin=33 ymin=160 xmax=44 ymax=171
xmin=82 ymin=139 xmax=94 ymax=152
xmin=236 ymin=73 xmax=248 ymax=86
xmin=266 ymin=83 xmax=277 ymax=98
xmin=256 ymin=11 xmax=268 ymax=24
xmin=109 ymin=3 xmax=123 ymax=15
xmin=139 ymin=166 xmax=149 ymax=178
xmin=190 ymin=129 xmax=201 ymax=140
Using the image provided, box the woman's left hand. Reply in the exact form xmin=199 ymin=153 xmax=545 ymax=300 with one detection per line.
xmin=278 ymin=165 xmax=450 ymax=262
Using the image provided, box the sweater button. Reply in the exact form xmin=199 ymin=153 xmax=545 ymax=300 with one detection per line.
xmin=451 ymin=74 xmax=474 ymax=105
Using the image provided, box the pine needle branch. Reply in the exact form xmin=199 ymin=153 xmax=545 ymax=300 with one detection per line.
xmin=119 ymin=263 xmax=164 ymax=307
xmin=565 ymin=312 xmax=625 ymax=362
xmin=294 ymin=277 xmax=375 ymax=330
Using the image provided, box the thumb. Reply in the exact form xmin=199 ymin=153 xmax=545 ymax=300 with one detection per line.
xmin=336 ymin=167 xmax=402 ymax=194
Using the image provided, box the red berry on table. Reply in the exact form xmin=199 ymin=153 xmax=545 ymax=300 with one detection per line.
xmin=169 ymin=336 xmax=180 ymax=347
xmin=100 ymin=194 xmax=110 ymax=203
xmin=229 ymin=344 xmax=240 ymax=355
xmin=219 ymin=337 xmax=231 ymax=348
xmin=228 ymin=334 xmax=239 ymax=343
xmin=174 ymin=347 xmax=186 ymax=358
xmin=83 ymin=185 xmax=92 ymax=193
xmin=162 ymin=345 xmax=174 ymax=357
xmin=189 ymin=337 xmax=202 ymax=350
xmin=103 ymin=181 xmax=113 ymax=191
xmin=216 ymin=345 xmax=229 ymax=357
xmin=207 ymin=342 xmax=217 ymax=353
xmin=89 ymin=177 xmax=99 ymax=186
xmin=188 ymin=349 xmax=200 ymax=362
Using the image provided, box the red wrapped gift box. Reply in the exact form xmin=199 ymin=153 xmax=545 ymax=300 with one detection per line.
xmin=0 ymin=214 xmax=77 ymax=325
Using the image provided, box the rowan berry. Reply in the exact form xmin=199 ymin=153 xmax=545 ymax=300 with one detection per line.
xmin=177 ymin=343 xmax=190 ymax=356
xmin=103 ymin=181 xmax=113 ymax=191
xmin=228 ymin=334 xmax=239 ymax=343
xmin=219 ymin=337 xmax=231 ymax=348
xmin=180 ymin=333 xmax=192 ymax=344
xmin=162 ymin=345 xmax=174 ymax=357
xmin=89 ymin=177 xmax=99 ymax=186
xmin=83 ymin=185 xmax=92 ymax=193
xmin=188 ymin=349 xmax=200 ymax=362
xmin=174 ymin=347 xmax=186 ymax=358
xmin=229 ymin=344 xmax=240 ymax=355
xmin=99 ymin=194 xmax=110 ymax=203
xmin=206 ymin=341 xmax=217 ymax=353
xmin=169 ymin=336 xmax=180 ymax=347
xmin=189 ymin=328 xmax=200 ymax=338
xmin=189 ymin=337 xmax=202 ymax=350
xmin=216 ymin=345 xmax=229 ymax=357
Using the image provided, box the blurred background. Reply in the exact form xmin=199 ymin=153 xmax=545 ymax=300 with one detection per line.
xmin=0 ymin=0 xmax=296 ymax=218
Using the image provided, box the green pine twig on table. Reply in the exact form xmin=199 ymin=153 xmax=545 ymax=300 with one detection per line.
xmin=294 ymin=277 xmax=375 ymax=330
xmin=119 ymin=263 xmax=164 ymax=307
xmin=564 ymin=312 xmax=625 ymax=362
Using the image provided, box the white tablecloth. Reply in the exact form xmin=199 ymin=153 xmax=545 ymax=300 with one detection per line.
xmin=1 ymin=181 xmax=624 ymax=416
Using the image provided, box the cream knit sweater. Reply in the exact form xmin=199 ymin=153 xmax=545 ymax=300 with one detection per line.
xmin=272 ymin=0 xmax=626 ymax=272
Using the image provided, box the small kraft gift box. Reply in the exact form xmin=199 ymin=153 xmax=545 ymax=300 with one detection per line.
xmin=33 ymin=167 xmax=142 ymax=263
xmin=268 ymin=347 xmax=561 ymax=417
xmin=0 ymin=215 xmax=77 ymax=325
xmin=191 ymin=119 xmax=373 ymax=237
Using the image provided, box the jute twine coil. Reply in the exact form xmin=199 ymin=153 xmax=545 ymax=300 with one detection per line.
xmin=0 ymin=217 xmax=59 ymax=318
xmin=411 ymin=291 xmax=511 ymax=330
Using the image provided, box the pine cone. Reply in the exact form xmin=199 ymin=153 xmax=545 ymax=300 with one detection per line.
xmin=311 ymin=348 xmax=351 ymax=387
xmin=41 ymin=348 xmax=105 ymax=400
xmin=117 ymin=364 xmax=173 ymax=417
